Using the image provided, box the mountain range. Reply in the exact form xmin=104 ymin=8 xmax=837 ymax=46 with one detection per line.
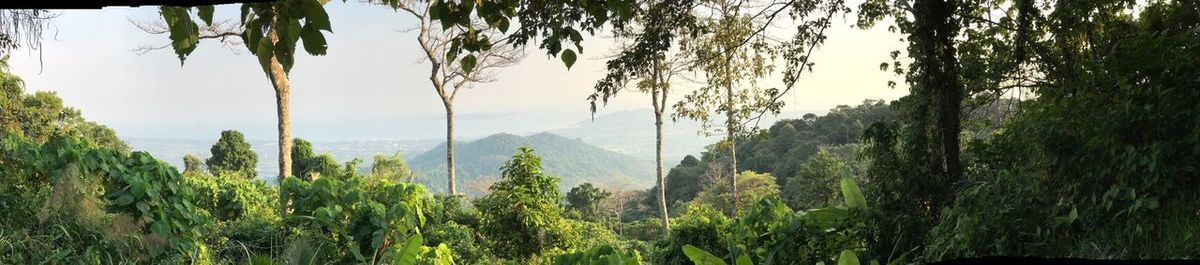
xmin=408 ymin=132 xmax=656 ymax=196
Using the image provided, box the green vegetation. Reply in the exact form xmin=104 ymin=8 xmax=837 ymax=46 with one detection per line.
xmin=3 ymin=0 xmax=1199 ymax=264
xmin=208 ymin=130 xmax=260 ymax=179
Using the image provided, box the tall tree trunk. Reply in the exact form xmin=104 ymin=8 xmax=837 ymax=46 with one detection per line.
xmin=930 ymin=0 xmax=963 ymax=202
xmin=725 ymin=83 xmax=738 ymax=217
xmin=651 ymin=79 xmax=670 ymax=239
xmin=266 ymin=27 xmax=292 ymax=213
xmin=444 ymin=100 xmax=457 ymax=195
xmin=913 ymin=0 xmax=963 ymax=209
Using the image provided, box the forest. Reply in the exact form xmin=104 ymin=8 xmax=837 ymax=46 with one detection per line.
xmin=1 ymin=0 xmax=1198 ymax=264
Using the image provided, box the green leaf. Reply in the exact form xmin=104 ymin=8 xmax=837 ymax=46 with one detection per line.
xmin=801 ymin=207 xmax=849 ymax=229
xmin=838 ymin=250 xmax=860 ymax=265
xmin=561 ymin=49 xmax=578 ymax=69
xmin=736 ymin=253 xmax=753 ymax=265
xmin=161 ymin=6 xmax=200 ymax=64
xmin=395 ymin=234 xmax=423 ymax=265
xmin=301 ymin=0 xmax=332 ymax=32
xmin=255 ymin=35 xmax=275 ymax=75
xmin=197 ymin=6 xmax=214 ymax=25
xmin=682 ymin=245 xmax=727 ymax=265
xmin=460 ymin=54 xmax=477 ymax=73
xmin=841 ymin=176 xmax=867 ymax=209
xmin=116 ymin=194 xmax=135 ymax=206
xmin=131 ymin=181 xmax=146 ymax=198
xmin=300 ymin=23 xmax=328 ymax=55
xmin=445 ymin=39 xmax=461 ymax=63
xmin=496 ymin=17 xmax=510 ymax=33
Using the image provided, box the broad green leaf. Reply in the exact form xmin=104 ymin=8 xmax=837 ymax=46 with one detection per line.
xmin=131 ymin=181 xmax=146 ymax=198
xmin=496 ymin=17 xmax=510 ymax=33
xmin=801 ymin=207 xmax=849 ymax=229
xmin=198 ymin=6 xmax=214 ymax=25
xmin=460 ymin=54 xmax=477 ymax=73
xmin=561 ymin=49 xmax=578 ymax=69
xmin=161 ymin=6 xmax=200 ymax=63
xmin=841 ymin=176 xmax=867 ymax=209
xmin=116 ymin=194 xmax=135 ymax=206
xmin=395 ymin=234 xmax=423 ymax=265
xmin=300 ymin=23 xmax=328 ymax=55
xmin=736 ymin=253 xmax=753 ymax=265
xmin=301 ymin=0 xmax=332 ymax=32
xmin=682 ymin=245 xmax=727 ymax=265
xmin=838 ymin=250 xmax=860 ymax=265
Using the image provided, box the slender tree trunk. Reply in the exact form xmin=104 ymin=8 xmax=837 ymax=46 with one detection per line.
xmin=266 ymin=27 xmax=292 ymax=214
xmin=444 ymin=100 xmax=457 ymax=195
xmin=725 ymin=82 xmax=738 ymax=217
xmin=651 ymin=83 xmax=670 ymax=240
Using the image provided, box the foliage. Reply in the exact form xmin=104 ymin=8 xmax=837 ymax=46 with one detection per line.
xmin=678 ymin=177 xmax=877 ymax=265
xmin=651 ymin=155 xmax=706 ymax=211
xmin=552 ymin=244 xmax=643 ymax=265
xmin=657 ymin=101 xmax=895 ymax=213
xmin=1 ymin=135 xmax=212 ymax=261
xmin=183 ymin=153 xmax=205 ymax=174
xmin=475 ymin=147 xmax=578 ymax=260
xmin=425 ymin=0 xmax=638 ymax=72
xmin=621 ymin=218 xmax=664 ymax=242
xmin=566 ymin=182 xmax=611 ymax=222
xmin=371 ymin=151 xmax=415 ymax=183
xmin=782 ymin=149 xmax=849 ymax=209
xmin=279 ymin=175 xmax=428 ymax=264
xmin=655 ymin=204 xmax=731 ymax=264
xmin=692 ymin=171 xmax=780 ymax=215
xmin=158 ymin=0 xmax=332 ymax=70
xmin=424 ymin=195 xmax=489 ymax=264
xmin=207 ymin=130 xmax=259 ymax=179
xmin=0 ymin=57 xmax=128 ymax=153
xmin=291 ymin=137 xmax=348 ymax=181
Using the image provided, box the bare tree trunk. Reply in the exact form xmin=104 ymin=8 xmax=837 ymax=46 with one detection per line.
xmin=725 ymin=82 xmax=738 ymax=217
xmin=266 ymin=27 xmax=292 ymax=213
xmin=444 ymin=100 xmax=457 ymax=195
xmin=652 ymin=85 xmax=670 ymax=240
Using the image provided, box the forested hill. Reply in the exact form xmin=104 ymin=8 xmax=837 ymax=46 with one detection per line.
xmin=409 ymin=132 xmax=656 ymax=195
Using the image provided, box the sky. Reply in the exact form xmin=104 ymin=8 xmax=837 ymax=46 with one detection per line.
xmin=7 ymin=2 xmax=909 ymax=142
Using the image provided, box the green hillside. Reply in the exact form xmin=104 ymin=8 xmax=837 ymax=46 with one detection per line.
xmin=409 ymin=132 xmax=655 ymax=195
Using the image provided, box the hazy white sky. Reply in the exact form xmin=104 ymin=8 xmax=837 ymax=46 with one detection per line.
xmin=7 ymin=2 xmax=908 ymax=141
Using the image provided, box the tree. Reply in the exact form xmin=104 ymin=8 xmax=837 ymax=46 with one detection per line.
xmin=370 ymin=152 xmax=415 ymax=183
xmin=377 ymin=0 xmax=525 ymax=196
xmin=474 ymin=147 xmax=577 ymax=260
xmin=565 ymin=182 xmax=611 ymax=222
xmin=206 ymin=130 xmax=258 ymax=178
xmin=0 ymin=57 xmax=129 ymax=153
xmin=290 ymin=138 xmax=343 ymax=180
xmin=182 ymin=153 xmax=205 ymax=174
xmin=781 ymin=150 xmax=847 ymax=209
xmin=669 ymin=0 xmax=787 ymax=217
xmin=420 ymin=0 xmax=840 ymax=221
xmin=691 ymin=170 xmax=779 ymax=216
xmin=588 ymin=0 xmax=700 ymax=238
xmin=143 ymin=0 xmax=335 ymax=203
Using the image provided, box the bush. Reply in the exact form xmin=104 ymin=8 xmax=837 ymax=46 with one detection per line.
xmin=475 ymin=147 xmax=578 ymax=260
xmin=655 ymin=204 xmax=731 ymax=264
xmin=280 ymin=176 xmax=428 ymax=264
